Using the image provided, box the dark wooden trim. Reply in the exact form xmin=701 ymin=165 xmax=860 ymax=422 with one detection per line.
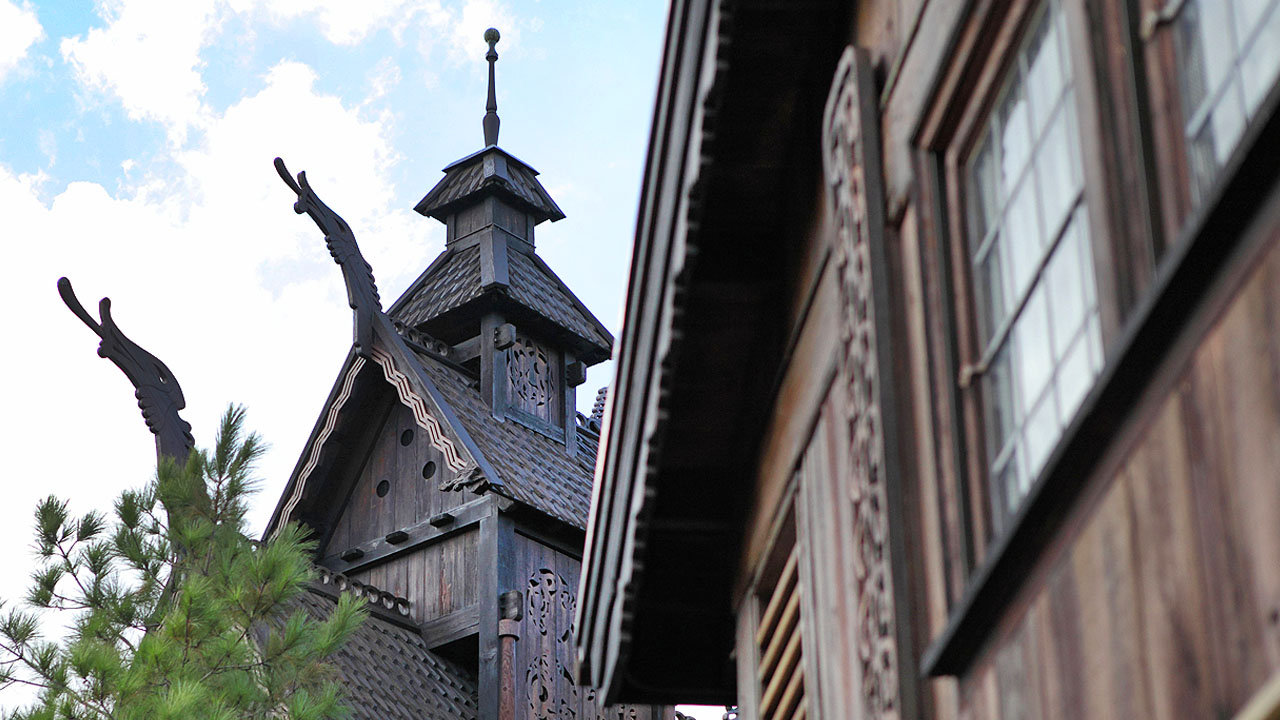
xmin=478 ymin=506 xmax=501 ymax=720
xmin=505 ymin=406 xmax=566 ymax=443
xmin=321 ymin=494 xmax=494 ymax=573
xmin=513 ymin=525 xmax=584 ymax=562
xmin=922 ymin=149 xmax=977 ymax=600
xmin=1133 ymin=0 xmax=1198 ymax=245
xmin=305 ymin=584 xmax=419 ymax=632
xmin=860 ymin=44 xmax=919 ymax=714
xmin=922 ymin=77 xmax=1280 ymax=677
xmin=420 ymin=603 xmax=482 ymax=649
xmin=450 ymin=335 xmax=483 ymax=364
xmin=576 ymin=0 xmax=712 ymax=697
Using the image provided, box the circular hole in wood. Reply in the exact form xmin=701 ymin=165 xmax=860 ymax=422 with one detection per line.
xmin=422 ymin=461 xmax=437 ymax=479
xmin=400 ymin=429 xmax=414 ymax=446
xmin=376 ymin=480 xmax=390 ymax=497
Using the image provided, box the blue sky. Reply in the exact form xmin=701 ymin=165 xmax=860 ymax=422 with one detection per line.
xmin=0 ymin=2 xmax=730 ymax=713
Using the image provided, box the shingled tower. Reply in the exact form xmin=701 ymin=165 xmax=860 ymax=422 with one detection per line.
xmin=264 ymin=30 xmax=665 ymax=720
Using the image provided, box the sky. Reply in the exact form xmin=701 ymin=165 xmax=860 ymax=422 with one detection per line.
xmin=0 ymin=0 xmax=725 ymax=716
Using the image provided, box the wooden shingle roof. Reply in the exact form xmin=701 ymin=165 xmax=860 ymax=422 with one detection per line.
xmin=416 ymin=351 xmax=598 ymax=528
xmin=414 ymin=147 xmax=565 ymax=224
xmin=294 ymin=589 xmax=478 ymax=720
xmin=391 ymin=246 xmax=613 ymax=364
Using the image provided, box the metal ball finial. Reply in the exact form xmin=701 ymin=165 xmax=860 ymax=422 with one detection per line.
xmin=484 ymin=28 xmax=500 ymax=46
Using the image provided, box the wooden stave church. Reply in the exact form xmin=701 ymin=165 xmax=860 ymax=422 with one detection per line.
xmin=63 ymin=28 xmax=672 ymax=720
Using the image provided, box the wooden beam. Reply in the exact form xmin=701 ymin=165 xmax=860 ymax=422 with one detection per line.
xmin=450 ymin=335 xmax=482 ymax=364
xmin=322 ymin=494 xmax=493 ymax=574
xmin=420 ymin=603 xmax=481 ymax=649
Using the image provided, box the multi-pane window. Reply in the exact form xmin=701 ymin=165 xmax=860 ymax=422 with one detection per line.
xmin=1177 ymin=0 xmax=1280 ymax=201
xmin=966 ymin=1 xmax=1102 ymax=533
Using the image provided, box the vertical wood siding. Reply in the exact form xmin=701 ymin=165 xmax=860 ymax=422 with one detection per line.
xmin=950 ymin=222 xmax=1280 ymax=718
xmin=324 ymin=402 xmax=477 ymax=555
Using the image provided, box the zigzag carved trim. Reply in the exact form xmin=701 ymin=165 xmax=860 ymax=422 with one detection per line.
xmin=275 ymin=356 xmax=366 ymax=537
xmin=369 ymin=347 xmax=469 ymax=473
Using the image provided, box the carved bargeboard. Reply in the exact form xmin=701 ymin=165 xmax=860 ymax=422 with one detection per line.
xmin=822 ymin=45 xmax=901 ymax=720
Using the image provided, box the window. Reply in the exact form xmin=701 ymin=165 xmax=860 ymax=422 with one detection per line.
xmin=965 ymin=1 xmax=1103 ymax=533
xmin=1176 ymin=0 xmax=1280 ymax=201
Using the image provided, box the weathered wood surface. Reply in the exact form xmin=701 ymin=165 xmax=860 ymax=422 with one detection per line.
xmin=324 ymin=401 xmax=476 ymax=557
xmin=948 ymin=221 xmax=1280 ymax=719
xmin=344 ymin=527 xmax=480 ymax=626
xmin=510 ymin=533 xmax=663 ymax=720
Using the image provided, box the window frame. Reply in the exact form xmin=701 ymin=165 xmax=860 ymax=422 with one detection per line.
xmin=1139 ymin=0 xmax=1280 ymax=241
xmin=928 ymin=0 xmax=1125 ymax=558
xmin=912 ymin=0 xmax=1280 ymax=678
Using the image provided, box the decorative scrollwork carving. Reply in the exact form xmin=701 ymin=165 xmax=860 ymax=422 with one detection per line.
xmin=822 ymin=45 xmax=899 ymax=720
xmin=57 ymin=277 xmax=195 ymax=463
xmin=527 ymin=652 xmax=554 ymax=716
xmin=275 ymin=157 xmax=382 ymax=358
xmin=522 ymin=566 xmax=636 ymax=720
xmin=527 ymin=568 xmax=563 ymax=637
xmin=507 ymin=336 xmax=556 ymax=422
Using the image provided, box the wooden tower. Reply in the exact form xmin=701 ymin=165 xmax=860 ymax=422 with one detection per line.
xmin=263 ymin=28 xmax=669 ymax=720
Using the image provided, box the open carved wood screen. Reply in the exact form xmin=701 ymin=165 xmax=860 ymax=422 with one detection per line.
xmin=506 ymin=334 xmax=560 ymax=426
xmin=756 ymin=545 xmax=806 ymax=720
xmin=516 ymin=536 xmax=659 ymax=720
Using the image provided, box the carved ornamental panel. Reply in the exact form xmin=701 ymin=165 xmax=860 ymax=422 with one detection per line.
xmin=517 ymin=545 xmax=653 ymax=720
xmin=506 ymin=335 xmax=560 ymax=426
xmin=821 ymin=45 xmax=904 ymax=720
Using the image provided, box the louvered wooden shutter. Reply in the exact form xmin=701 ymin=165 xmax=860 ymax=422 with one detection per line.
xmin=756 ymin=547 xmax=806 ymax=720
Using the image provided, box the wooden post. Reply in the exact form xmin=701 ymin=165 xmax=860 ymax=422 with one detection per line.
xmin=498 ymin=590 xmax=523 ymax=720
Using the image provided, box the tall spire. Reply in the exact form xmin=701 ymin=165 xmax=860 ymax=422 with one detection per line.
xmin=483 ymin=27 xmax=500 ymax=146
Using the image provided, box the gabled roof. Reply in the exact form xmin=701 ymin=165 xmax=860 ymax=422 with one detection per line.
xmin=390 ymin=246 xmax=613 ymax=364
xmin=263 ymin=314 xmax=503 ymax=542
xmin=294 ymin=588 xmax=478 ymax=720
xmin=266 ymin=311 xmax=600 ymax=538
xmin=414 ymin=146 xmax=565 ymax=224
xmin=415 ymin=351 xmax=598 ymax=527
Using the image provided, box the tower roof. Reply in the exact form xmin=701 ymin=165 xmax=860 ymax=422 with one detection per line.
xmin=413 ymin=28 xmax=565 ymax=225
xmin=413 ymin=146 xmax=564 ymax=224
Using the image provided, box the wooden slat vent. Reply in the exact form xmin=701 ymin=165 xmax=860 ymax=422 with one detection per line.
xmin=756 ymin=548 xmax=805 ymax=720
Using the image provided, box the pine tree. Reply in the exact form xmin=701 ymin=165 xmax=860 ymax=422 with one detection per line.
xmin=0 ymin=406 xmax=365 ymax=720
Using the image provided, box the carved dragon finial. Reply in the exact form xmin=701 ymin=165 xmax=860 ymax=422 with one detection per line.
xmin=57 ymin=277 xmax=195 ymax=463
xmin=274 ymin=157 xmax=382 ymax=358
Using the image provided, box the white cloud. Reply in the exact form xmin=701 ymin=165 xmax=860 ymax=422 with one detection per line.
xmin=55 ymin=0 xmax=511 ymax=147
xmin=60 ymin=0 xmax=219 ymax=144
xmin=0 ymin=0 xmax=43 ymax=83
xmin=407 ymin=0 xmax=517 ymax=71
xmin=2 ymin=56 xmax=441 ymax=542
xmin=257 ymin=0 xmax=417 ymax=45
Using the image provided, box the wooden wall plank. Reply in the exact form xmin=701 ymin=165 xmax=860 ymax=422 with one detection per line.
xmin=1126 ymin=395 xmax=1218 ymax=719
